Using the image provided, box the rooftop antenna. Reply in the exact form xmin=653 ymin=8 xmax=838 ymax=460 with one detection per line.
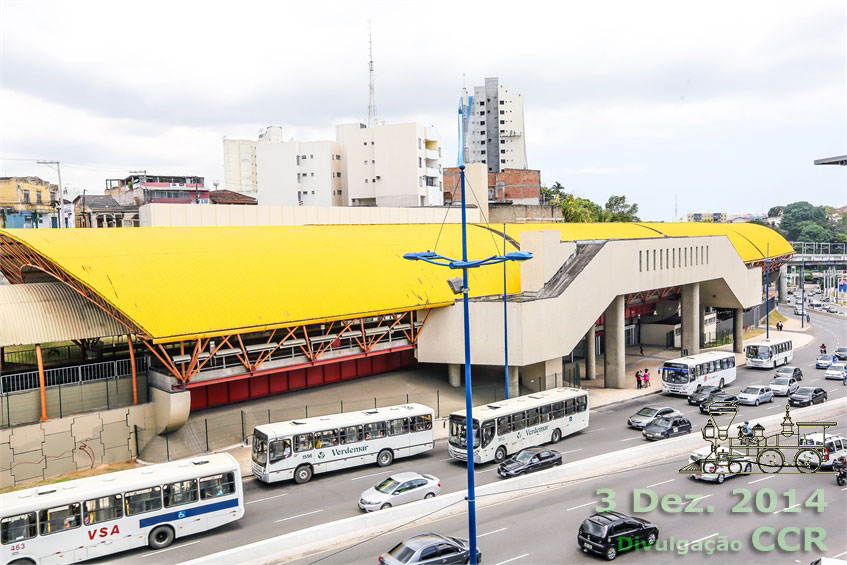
xmin=367 ymin=20 xmax=378 ymax=128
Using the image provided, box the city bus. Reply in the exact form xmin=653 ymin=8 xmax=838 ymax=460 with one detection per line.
xmin=251 ymin=403 xmax=435 ymax=484
xmin=447 ymin=388 xmax=589 ymax=464
xmin=660 ymin=351 xmax=737 ymax=395
xmin=0 ymin=453 xmax=243 ymax=564
xmin=745 ymin=338 xmax=793 ymax=369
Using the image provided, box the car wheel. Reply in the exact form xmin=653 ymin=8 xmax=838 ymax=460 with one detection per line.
xmin=551 ymin=428 xmax=562 ymax=443
xmin=647 ymin=532 xmax=657 ymax=546
xmin=294 ymin=464 xmax=313 ymax=484
xmin=769 ymin=396 xmax=774 ymax=403
xmin=425 ymin=492 xmax=436 ymax=499
xmin=717 ymin=474 xmax=725 ymax=484
xmin=755 ymin=399 xmax=759 ymax=406
xmin=494 ymin=446 xmax=507 ymax=463
xmin=148 ymin=525 xmax=175 ymax=549
xmin=377 ymin=449 xmax=394 ymax=467
xmin=605 ymin=546 xmax=617 ymax=560
xmin=380 ymin=503 xmax=392 ymax=510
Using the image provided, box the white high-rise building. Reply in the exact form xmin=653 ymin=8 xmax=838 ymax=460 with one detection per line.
xmin=336 ymin=122 xmax=443 ymax=207
xmin=223 ymin=126 xmax=283 ymax=196
xmin=257 ymin=140 xmax=344 ymax=206
xmin=461 ymin=77 xmax=527 ymax=173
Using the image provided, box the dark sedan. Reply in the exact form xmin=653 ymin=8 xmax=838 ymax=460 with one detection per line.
xmin=642 ymin=416 xmax=693 ymax=440
xmin=688 ymin=386 xmax=722 ymax=405
xmin=379 ymin=534 xmax=480 ymax=564
xmin=700 ymin=393 xmax=738 ymax=414
xmin=497 ymin=447 xmax=562 ymax=478
xmin=788 ymin=387 xmax=828 ymax=407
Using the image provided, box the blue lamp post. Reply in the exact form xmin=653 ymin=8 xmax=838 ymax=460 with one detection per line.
xmin=404 ymin=166 xmax=531 ymax=565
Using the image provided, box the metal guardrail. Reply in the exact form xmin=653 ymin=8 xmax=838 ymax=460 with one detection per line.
xmin=0 ymin=357 xmax=148 ymax=394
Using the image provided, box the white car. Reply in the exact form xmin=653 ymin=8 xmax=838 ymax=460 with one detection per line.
xmin=358 ymin=472 xmax=441 ymax=511
xmin=688 ymin=446 xmax=752 ymax=484
xmin=797 ymin=433 xmax=847 ymax=469
xmin=768 ymin=377 xmax=799 ymax=396
xmin=737 ymin=385 xmax=774 ymax=406
xmin=824 ymin=363 xmax=847 ymax=380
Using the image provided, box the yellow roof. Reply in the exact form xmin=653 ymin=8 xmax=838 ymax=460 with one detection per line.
xmin=0 ymin=222 xmax=790 ymax=343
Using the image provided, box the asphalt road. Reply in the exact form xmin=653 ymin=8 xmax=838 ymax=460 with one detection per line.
xmin=106 ymin=306 xmax=847 ymax=564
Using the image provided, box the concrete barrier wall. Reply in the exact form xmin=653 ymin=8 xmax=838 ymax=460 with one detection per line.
xmin=0 ymin=402 xmax=156 ymax=488
xmin=181 ymin=398 xmax=846 ymax=565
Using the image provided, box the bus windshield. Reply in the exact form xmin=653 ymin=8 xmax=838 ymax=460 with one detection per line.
xmin=252 ymin=432 xmax=269 ymax=466
xmin=662 ymin=366 xmax=690 ymax=384
xmin=746 ymin=345 xmax=770 ymax=359
xmin=448 ymin=415 xmax=479 ymax=448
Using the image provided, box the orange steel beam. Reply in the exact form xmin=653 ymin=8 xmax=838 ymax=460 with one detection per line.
xmin=235 ymin=334 xmax=252 ymax=371
xmin=36 ymin=344 xmax=48 ymax=421
xmin=314 ymin=320 xmax=350 ymax=359
xmin=253 ymin=327 xmax=298 ymax=371
xmin=180 ymin=341 xmax=186 ymax=380
xmin=187 ymin=335 xmax=236 ymax=380
xmin=184 ymin=339 xmax=203 ymax=378
xmin=140 ymin=339 xmax=184 ymax=382
xmin=412 ymin=309 xmax=432 ymax=343
xmin=128 ymin=334 xmax=138 ymax=404
xmin=395 ymin=312 xmax=413 ymax=342
xmin=368 ymin=312 xmax=407 ymax=351
xmin=366 ymin=315 xmax=389 ymax=351
xmin=251 ymin=329 xmax=278 ymax=370
xmin=302 ymin=326 xmax=314 ymax=361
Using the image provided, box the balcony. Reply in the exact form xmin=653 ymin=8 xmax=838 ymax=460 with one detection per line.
xmin=425 ymin=167 xmax=441 ymax=178
xmin=500 ymin=129 xmax=522 ymax=138
xmin=425 ymin=149 xmax=440 ymax=160
xmin=425 ymin=131 xmax=438 ymax=142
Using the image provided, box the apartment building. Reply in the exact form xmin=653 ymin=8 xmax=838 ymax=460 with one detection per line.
xmin=687 ymin=212 xmax=728 ymax=223
xmin=257 ymin=140 xmax=344 ymax=206
xmin=105 ymin=174 xmax=208 ymax=206
xmin=0 ymin=176 xmax=73 ymax=228
xmin=461 ymin=77 xmax=528 ymax=173
xmin=223 ymin=126 xmax=283 ymax=196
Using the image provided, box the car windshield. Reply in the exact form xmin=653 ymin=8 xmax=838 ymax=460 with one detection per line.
xmin=583 ymin=519 xmax=606 ymax=537
xmin=697 ymin=387 xmax=719 ymax=396
xmin=636 ymin=408 xmax=658 ymax=417
xmin=742 ymin=387 xmax=760 ymax=395
xmin=747 ymin=345 xmax=770 ymax=359
xmin=375 ymin=479 xmax=399 ymax=494
xmin=831 ymin=364 xmax=846 ymax=371
xmin=818 ymin=355 xmax=833 ymax=361
xmin=771 ymin=378 xmax=790 ymax=385
xmin=387 ymin=542 xmax=417 ymax=564
xmin=795 ymin=388 xmax=813 ymax=396
xmin=652 ymin=418 xmax=673 ymax=428
xmin=837 ymin=348 xmax=847 ymax=353
xmin=515 ymin=451 xmax=535 ymax=463
xmin=776 ymin=368 xmax=793 ymax=375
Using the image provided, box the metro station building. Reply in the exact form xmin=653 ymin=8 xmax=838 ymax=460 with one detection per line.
xmin=0 ymin=223 xmax=793 ymax=433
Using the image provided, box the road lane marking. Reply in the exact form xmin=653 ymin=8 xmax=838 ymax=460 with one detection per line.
xmin=833 ymin=549 xmax=847 ymax=558
xmin=439 ymin=457 xmax=454 ymax=462
xmin=646 ymin=479 xmax=675 ymax=488
xmin=495 ymin=553 xmax=530 ymax=565
xmin=351 ymin=470 xmax=392 ymax=481
xmin=748 ymin=476 xmax=775 ymax=484
xmin=584 ymin=428 xmax=606 ymax=433
xmin=566 ymin=500 xmax=598 ymax=511
xmin=274 ymin=509 xmax=323 ymax=523
xmin=689 ymin=494 xmax=712 ymax=504
xmin=560 ymin=449 xmax=583 ymax=454
xmin=477 ymin=527 xmax=508 ymax=538
xmin=774 ymin=503 xmax=801 ymax=514
xmin=620 ymin=437 xmax=642 ymax=442
xmin=766 ymin=405 xmax=783 ymax=410
xmin=246 ymin=493 xmax=289 ymax=505
xmin=681 ymin=533 xmax=718 ymax=547
xmin=141 ymin=540 xmax=201 ymax=556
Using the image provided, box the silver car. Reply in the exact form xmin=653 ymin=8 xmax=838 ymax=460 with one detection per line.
xmin=768 ymin=377 xmax=798 ymax=396
xmin=737 ymin=385 xmax=774 ymax=406
xmin=627 ymin=406 xmax=681 ymax=429
xmin=359 ymin=472 xmax=441 ymax=511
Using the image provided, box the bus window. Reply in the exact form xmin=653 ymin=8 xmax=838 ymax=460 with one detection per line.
xmin=710 ymin=361 xmax=716 ymax=373
xmin=387 ymin=418 xmax=409 ymax=436
xmin=539 ymin=405 xmax=552 ymax=423
xmin=270 ymin=438 xmax=292 ymax=463
xmin=526 ymin=408 xmax=539 ymax=426
xmin=551 ymin=402 xmax=564 ymax=419
xmin=729 ymin=357 xmax=735 ymax=367
xmin=39 ymin=503 xmax=81 ymax=535
xmin=83 ymin=494 xmax=122 ymax=525
xmin=577 ymin=396 xmax=588 ymax=412
xmin=340 ymin=425 xmax=362 ymax=444
xmin=294 ymin=433 xmax=313 ymax=452
xmin=125 ymin=487 xmax=161 ymax=516
xmin=315 ymin=429 xmax=339 ymax=448
xmin=511 ymin=411 xmax=526 ymax=431
xmin=363 ymin=422 xmax=386 ymax=440
xmin=411 ymin=414 xmax=432 ymax=432
xmin=164 ymin=480 xmax=198 ymax=508
xmin=199 ymin=473 xmax=236 ymax=499
xmin=481 ymin=421 xmax=495 ymax=448
xmin=496 ymin=416 xmax=511 ymax=436
xmin=1 ymin=512 xmax=37 ymax=544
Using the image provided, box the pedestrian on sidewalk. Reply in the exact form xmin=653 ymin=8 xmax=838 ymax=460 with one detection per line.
xmin=636 ymin=370 xmax=643 ymax=389
xmin=639 ymin=343 xmax=644 ymax=356
xmin=643 ymin=368 xmax=651 ymax=388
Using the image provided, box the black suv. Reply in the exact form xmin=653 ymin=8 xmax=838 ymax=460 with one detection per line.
xmin=578 ymin=511 xmax=658 ymax=560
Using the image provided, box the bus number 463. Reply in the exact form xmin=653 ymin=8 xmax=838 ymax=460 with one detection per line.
xmin=88 ymin=525 xmax=120 ymax=539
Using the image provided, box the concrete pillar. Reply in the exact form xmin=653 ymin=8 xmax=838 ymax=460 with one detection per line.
xmin=733 ymin=308 xmax=744 ymax=354
xmin=520 ymin=358 xmax=563 ymax=393
xmin=699 ymin=305 xmax=706 ymax=348
xmin=778 ymin=265 xmax=788 ymax=304
xmin=448 ymin=364 xmax=462 ymax=388
xmin=585 ymin=326 xmax=596 ymax=380
xmin=36 ymin=344 xmax=47 ymax=421
xmin=128 ymin=335 xmax=138 ymax=405
xmin=604 ymin=295 xmax=626 ymax=389
xmin=151 ymin=387 xmax=192 ymax=433
xmin=681 ymin=283 xmax=700 ymax=356
xmin=507 ymin=366 xmax=519 ymax=398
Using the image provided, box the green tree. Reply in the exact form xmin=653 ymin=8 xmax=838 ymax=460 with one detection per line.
xmin=767 ymin=206 xmax=784 ymax=218
xmin=558 ymin=193 xmax=594 ymax=222
xmin=604 ymin=195 xmax=640 ymax=222
xmin=541 ymin=181 xmax=566 ymax=204
xmin=793 ymin=221 xmax=832 ymax=242
xmin=780 ymin=201 xmax=828 ymax=240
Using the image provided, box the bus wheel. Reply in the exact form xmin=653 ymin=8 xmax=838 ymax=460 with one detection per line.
xmin=148 ymin=525 xmax=175 ymax=549
xmin=377 ymin=449 xmax=394 ymax=467
xmin=494 ymin=446 xmax=507 ymax=463
xmin=294 ymin=464 xmax=313 ymax=484
xmin=551 ymin=428 xmax=562 ymax=443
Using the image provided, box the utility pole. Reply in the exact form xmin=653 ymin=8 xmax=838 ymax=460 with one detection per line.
xmin=36 ymin=160 xmax=63 ymax=228
xmin=367 ymin=20 xmax=378 ymax=127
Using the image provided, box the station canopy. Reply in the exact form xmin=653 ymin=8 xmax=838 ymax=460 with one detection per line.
xmin=0 ymin=223 xmax=792 ymax=344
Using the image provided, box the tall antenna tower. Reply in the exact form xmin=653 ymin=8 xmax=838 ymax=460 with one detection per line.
xmin=367 ymin=20 xmax=378 ymax=127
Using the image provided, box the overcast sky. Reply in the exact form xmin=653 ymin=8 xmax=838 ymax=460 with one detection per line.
xmin=1 ymin=0 xmax=845 ymax=220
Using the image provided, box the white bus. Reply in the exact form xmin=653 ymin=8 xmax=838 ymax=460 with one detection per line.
xmin=661 ymin=351 xmax=738 ymax=395
xmin=745 ymin=338 xmax=793 ymax=369
xmin=1 ymin=453 xmax=243 ymax=564
xmin=447 ymin=388 xmax=589 ymax=464
xmin=251 ymin=403 xmax=435 ymax=484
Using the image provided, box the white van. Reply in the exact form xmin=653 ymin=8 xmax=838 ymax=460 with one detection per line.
xmin=798 ymin=433 xmax=847 ymax=468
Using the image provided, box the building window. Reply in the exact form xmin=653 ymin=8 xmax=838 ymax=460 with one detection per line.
xmin=639 ymin=251 xmax=642 ymax=272
xmin=479 ymin=101 xmax=484 ymax=106
xmin=500 ymin=140 xmax=505 ymax=144
xmin=479 ymin=121 xmax=484 ymax=125
xmin=480 ymin=150 xmax=485 ymax=154
xmin=335 ymin=154 xmax=341 ymax=159
xmin=363 ymin=142 xmax=367 ymax=146
xmin=296 ymin=156 xmax=300 ymax=165
xmin=499 ymin=100 xmax=505 ymax=105
xmin=364 ymin=160 xmax=368 ymax=164
xmin=500 ymin=110 xmax=505 ymax=114
xmin=365 ymin=179 xmax=369 ymax=183
xmin=371 ymin=141 xmax=374 ymax=145
xmin=310 ymin=173 xmax=314 ymax=177
xmin=371 ymin=160 xmax=375 ymax=163
xmin=479 ymin=111 xmax=484 ymax=116
xmin=500 ymin=159 xmax=506 ymax=163
xmin=418 ymin=157 xmax=422 ymax=167
xmin=501 ymin=149 xmax=506 ymax=154
xmin=36 ymin=191 xmax=43 ymax=204
xmin=23 ymin=190 xmax=30 ymax=203
xmin=301 ymin=155 xmax=307 ymax=159
xmin=418 ymin=138 xmax=422 ymax=149
xmin=500 ymin=120 xmax=505 ymax=124
xmin=309 ymin=155 xmax=313 ymax=159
